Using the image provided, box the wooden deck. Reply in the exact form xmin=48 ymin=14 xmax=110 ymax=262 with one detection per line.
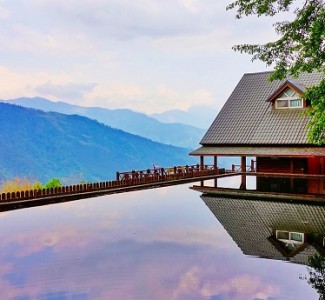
xmin=0 ymin=165 xmax=227 ymax=212
xmin=2 ymin=166 xmax=325 ymax=211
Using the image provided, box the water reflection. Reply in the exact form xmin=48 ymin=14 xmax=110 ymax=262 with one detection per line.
xmin=0 ymin=182 xmax=321 ymax=299
xmin=201 ymin=194 xmax=325 ymax=264
xmin=195 ymin=174 xmax=325 ymax=200
xmin=198 ymin=177 xmax=325 ymax=300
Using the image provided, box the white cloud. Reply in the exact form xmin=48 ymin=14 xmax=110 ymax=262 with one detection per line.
xmin=0 ymin=65 xmax=75 ymax=100
xmin=0 ymin=0 xmax=278 ymax=114
xmin=83 ymin=82 xmax=216 ymax=113
xmin=153 ymin=29 xmax=233 ymax=54
xmin=36 ymin=81 xmax=97 ymax=101
xmin=0 ymin=3 xmax=10 ymax=19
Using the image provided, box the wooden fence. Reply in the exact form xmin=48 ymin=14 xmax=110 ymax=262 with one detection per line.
xmin=230 ymin=160 xmax=256 ymax=173
xmin=0 ymin=165 xmax=224 ymax=204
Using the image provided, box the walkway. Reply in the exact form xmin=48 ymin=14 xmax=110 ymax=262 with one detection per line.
xmin=0 ymin=165 xmax=227 ymax=211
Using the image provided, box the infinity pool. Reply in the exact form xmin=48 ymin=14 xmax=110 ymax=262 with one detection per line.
xmin=0 ymin=180 xmax=321 ymax=299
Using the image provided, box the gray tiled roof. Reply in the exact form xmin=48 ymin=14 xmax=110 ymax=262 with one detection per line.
xmin=190 ymin=146 xmax=325 ymax=156
xmin=201 ymin=71 xmax=324 ymax=145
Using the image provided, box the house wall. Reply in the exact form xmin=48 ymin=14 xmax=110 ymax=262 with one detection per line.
xmin=256 ymin=177 xmax=308 ymax=194
xmin=255 ymin=156 xmax=325 ymax=194
xmin=256 ymin=157 xmax=307 ymax=174
xmin=308 ymin=157 xmax=325 ymax=194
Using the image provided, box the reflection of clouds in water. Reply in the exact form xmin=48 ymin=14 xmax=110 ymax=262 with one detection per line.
xmin=0 ymin=183 xmax=317 ymax=299
xmin=0 ymin=236 xmax=285 ymax=300
xmin=200 ymin=274 xmax=280 ymax=300
xmin=173 ymin=268 xmax=280 ymax=300
xmin=0 ymin=211 xmax=10 ymax=218
xmin=156 ymin=226 xmax=235 ymax=250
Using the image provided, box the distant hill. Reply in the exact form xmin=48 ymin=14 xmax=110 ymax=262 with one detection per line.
xmin=151 ymin=106 xmax=218 ymax=129
xmin=4 ymin=97 xmax=205 ymax=149
xmin=0 ymin=103 xmax=195 ymax=184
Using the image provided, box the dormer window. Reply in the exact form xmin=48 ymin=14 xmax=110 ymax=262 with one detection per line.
xmin=276 ymin=230 xmax=305 ymax=251
xmin=275 ymin=88 xmax=303 ymax=109
xmin=267 ymin=80 xmax=306 ymax=110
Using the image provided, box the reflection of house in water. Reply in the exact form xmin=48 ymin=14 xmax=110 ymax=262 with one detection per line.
xmin=256 ymin=173 xmax=325 ymax=196
xmin=196 ymin=174 xmax=325 ymax=200
xmin=201 ymin=194 xmax=325 ymax=265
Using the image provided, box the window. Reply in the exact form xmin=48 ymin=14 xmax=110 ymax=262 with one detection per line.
xmin=276 ymin=230 xmax=304 ymax=250
xmin=275 ymin=88 xmax=303 ymax=109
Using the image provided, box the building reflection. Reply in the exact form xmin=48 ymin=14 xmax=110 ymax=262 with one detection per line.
xmin=200 ymin=193 xmax=325 ymax=264
xmin=198 ymin=190 xmax=325 ymax=298
xmin=195 ymin=174 xmax=325 ymax=201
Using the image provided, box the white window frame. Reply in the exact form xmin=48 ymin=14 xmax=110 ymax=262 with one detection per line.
xmin=275 ymin=88 xmax=303 ymax=109
xmin=276 ymin=230 xmax=305 ymax=247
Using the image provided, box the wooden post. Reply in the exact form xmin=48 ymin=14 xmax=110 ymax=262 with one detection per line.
xmin=214 ymin=156 xmax=218 ymax=187
xmin=200 ymin=156 xmax=204 ymax=171
xmin=240 ymin=156 xmax=246 ymax=190
xmin=213 ymin=156 xmax=218 ymax=169
xmin=250 ymin=159 xmax=255 ymax=172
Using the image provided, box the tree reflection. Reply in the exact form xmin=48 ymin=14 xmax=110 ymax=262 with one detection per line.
xmin=302 ymin=254 xmax=325 ymax=299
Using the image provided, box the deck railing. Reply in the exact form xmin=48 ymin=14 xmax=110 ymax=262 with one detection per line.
xmin=0 ymin=164 xmax=225 ymax=204
xmin=230 ymin=160 xmax=256 ymax=173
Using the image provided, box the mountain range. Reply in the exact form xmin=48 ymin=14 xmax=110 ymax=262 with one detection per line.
xmin=4 ymin=97 xmax=206 ymax=150
xmin=0 ymin=103 xmax=195 ymax=184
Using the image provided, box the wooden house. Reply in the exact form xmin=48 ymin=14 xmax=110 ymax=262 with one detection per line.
xmin=190 ymin=71 xmax=325 ymax=193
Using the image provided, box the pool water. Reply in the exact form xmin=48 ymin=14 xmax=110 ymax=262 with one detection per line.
xmin=0 ymin=181 xmax=321 ymax=300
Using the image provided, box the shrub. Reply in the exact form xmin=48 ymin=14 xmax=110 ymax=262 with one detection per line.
xmin=32 ymin=182 xmax=44 ymax=190
xmin=44 ymin=178 xmax=62 ymax=189
xmin=0 ymin=177 xmax=64 ymax=193
xmin=0 ymin=178 xmax=42 ymax=193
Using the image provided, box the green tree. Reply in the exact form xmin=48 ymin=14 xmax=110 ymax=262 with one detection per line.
xmin=227 ymin=0 xmax=325 ymax=144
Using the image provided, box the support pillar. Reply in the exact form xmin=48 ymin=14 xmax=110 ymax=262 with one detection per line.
xmin=214 ymin=156 xmax=218 ymax=187
xmin=240 ymin=156 xmax=246 ymax=190
xmin=200 ymin=156 xmax=204 ymax=171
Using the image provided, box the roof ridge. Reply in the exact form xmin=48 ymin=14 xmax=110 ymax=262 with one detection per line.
xmin=243 ymin=70 xmax=274 ymax=76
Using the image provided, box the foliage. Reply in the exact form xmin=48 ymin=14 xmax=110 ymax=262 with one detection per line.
xmin=306 ymin=79 xmax=325 ymax=145
xmin=0 ymin=177 xmax=62 ymax=193
xmin=44 ymin=178 xmax=62 ymax=189
xmin=227 ymin=0 xmax=325 ymax=144
xmin=306 ymin=254 xmax=325 ymax=299
xmin=0 ymin=178 xmax=43 ymax=193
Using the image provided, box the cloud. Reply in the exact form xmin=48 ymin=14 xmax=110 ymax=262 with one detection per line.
xmin=0 ymin=1 xmax=278 ymax=115
xmin=83 ymin=82 xmax=216 ymax=113
xmin=36 ymin=81 xmax=97 ymax=101
xmin=0 ymin=4 xmax=10 ymax=19
xmin=23 ymin=0 xmax=227 ymax=40
xmin=153 ymin=29 xmax=233 ymax=54
xmin=0 ymin=65 xmax=102 ymax=105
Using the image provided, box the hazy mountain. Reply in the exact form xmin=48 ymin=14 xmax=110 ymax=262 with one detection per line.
xmin=151 ymin=106 xmax=218 ymax=129
xmin=0 ymin=103 xmax=196 ymax=184
xmin=4 ymin=97 xmax=205 ymax=149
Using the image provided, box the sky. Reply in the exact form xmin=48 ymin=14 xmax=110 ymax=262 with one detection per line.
xmin=0 ymin=0 xmax=288 ymax=114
